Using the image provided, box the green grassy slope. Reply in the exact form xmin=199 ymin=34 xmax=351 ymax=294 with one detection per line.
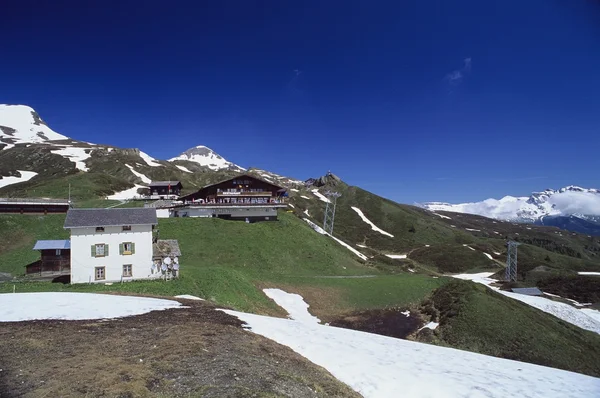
xmin=422 ymin=280 xmax=600 ymax=377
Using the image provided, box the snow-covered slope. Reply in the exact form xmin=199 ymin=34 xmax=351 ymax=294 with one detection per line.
xmin=421 ymin=186 xmax=600 ymax=223
xmin=169 ymin=145 xmax=244 ymax=171
xmin=0 ymin=104 xmax=68 ymax=149
xmin=223 ymin=290 xmax=600 ymax=398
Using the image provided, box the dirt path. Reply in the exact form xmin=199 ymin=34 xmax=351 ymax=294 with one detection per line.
xmin=0 ymin=297 xmax=360 ymax=398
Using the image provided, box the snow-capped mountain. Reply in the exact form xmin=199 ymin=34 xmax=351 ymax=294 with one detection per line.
xmin=0 ymin=105 xmax=68 ymax=149
xmin=421 ymin=186 xmax=600 ymax=223
xmin=168 ymin=145 xmax=245 ymax=171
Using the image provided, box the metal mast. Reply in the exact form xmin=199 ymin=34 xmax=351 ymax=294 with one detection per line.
xmin=323 ymin=191 xmax=341 ymax=235
xmin=505 ymin=241 xmax=520 ymax=282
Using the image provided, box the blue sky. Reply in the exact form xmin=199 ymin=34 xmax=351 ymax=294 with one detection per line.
xmin=2 ymin=1 xmax=600 ymax=204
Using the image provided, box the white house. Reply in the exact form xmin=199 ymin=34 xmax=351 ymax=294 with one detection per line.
xmin=64 ymin=208 xmax=158 ymax=284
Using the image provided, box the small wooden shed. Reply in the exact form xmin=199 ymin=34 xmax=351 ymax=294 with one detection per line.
xmin=27 ymin=240 xmax=71 ymax=276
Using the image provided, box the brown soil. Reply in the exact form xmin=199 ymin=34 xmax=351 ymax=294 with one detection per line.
xmin=329 ymin=308 xmax=422 ymax=339
xmin=0 ymin=297 xmax=360 ymax=398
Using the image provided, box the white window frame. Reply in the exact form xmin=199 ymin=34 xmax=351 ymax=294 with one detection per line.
xmin=95 ymin=244 xmax=106 ymax=257
xmin=122 ymin=264 xmax=132 ymax=277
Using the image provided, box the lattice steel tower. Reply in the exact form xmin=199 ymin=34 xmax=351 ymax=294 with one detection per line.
xmin=505 ymin=241 xmax=520 ymax=282
xmin=323 ymin=191 xmax=341 ymax=235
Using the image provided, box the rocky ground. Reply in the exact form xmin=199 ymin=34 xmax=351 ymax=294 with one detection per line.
xmin=0 ymin=296 xmax=360 ymax=398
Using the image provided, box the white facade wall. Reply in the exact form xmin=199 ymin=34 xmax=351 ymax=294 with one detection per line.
xmin=70 ymin=224 xmax=156 ymax=284
xmin=156 ymin=209 xmax=170 ymax=218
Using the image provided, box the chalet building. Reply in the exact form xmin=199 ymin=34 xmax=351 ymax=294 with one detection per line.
xmin=64 ymin=208 xmax=158 ymax=284
xmin=149 ymin=181 xmax=182 ymax=199
xmin=175 ymin=174 xmax=287 ymax=221
xmin=26 ymin=240 xmax=71 ymax=277
xmin=0 ymin=198 xmax=71 ymax=214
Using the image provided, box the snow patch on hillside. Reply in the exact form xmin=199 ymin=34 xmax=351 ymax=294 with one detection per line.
xmin=351 ymin=207 xmax=394 ymax=238
xmin=139 ymin=151 xmax=162 ymax=167
xmin=125 ymin=164 xmax=151 ymax=184
xmin=578 ymin=272 xmax=600 ymax=276
xmin=0 ymin=292 xmax=181 ymax=322
xmin=312 ymin=189 xmax=331 ymax=203
xmin=432 ymin=212 xmax=451 ymax=220
xmin=385 ymin=254 xmax=407 ymax=259
xmin=169 ymin=145 xmax=242 ymax=170
xmin=175 ymin=165 xmax=193 ymax=173
xmin=263 ymin=289 xmax=321 ymax=324
xmin=304 ymin=218 xmax=368 ymax=260
xmin=301 ymin=195 xmax=311 ymax=200
xmin=451 ymin=273 xmax=600 ymax=334
xmin=222 ymin=308 xmax=600 ymax=398
xmin=108 ymin=184 xmax=145 ymax=200
xmin=483 ymin=252 xmax=494 ymax=260
xmin=0 ymin=170 xmax=37 ymax=188
xmin=51 ymin=146 xmax=91 ymax=171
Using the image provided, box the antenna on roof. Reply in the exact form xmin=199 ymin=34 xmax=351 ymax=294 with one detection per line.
xmin=68 ymin=183 xmax=71 ymax=206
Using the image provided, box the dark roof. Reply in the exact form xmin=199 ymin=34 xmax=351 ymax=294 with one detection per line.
xmin=511 ymin=287 xmax=543 ymax=296
xmin=181 ymin=173 xmax=285 ymax=201
xmin=33 ymin=240 xmax=71 ymax=250
xmin=64 ymin=208 xmax=157 ymax=228
xmin=153 ymin=239 xmax=181 ymax=257
xmin=149 ymin=181 xmax=182 ymax=187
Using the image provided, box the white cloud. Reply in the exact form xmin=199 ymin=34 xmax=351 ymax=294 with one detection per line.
xmin=548 ymin=192 xmax=600 ymax=215
xmin=445 ymin=57 xmax=472 ymax=85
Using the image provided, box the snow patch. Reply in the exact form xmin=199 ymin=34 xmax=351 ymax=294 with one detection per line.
xmin=401 ymin=310 xmax=410 ymax=317
xmin=385 ymin=254 xmax=407 ymax=259
xmin=351 ymin=207 xmax=394 ymax=238
xmin=290 ymin=188 xmax=299 ymax=192
xmin=175 ymin=165 xmax=193 ymax=173
xmin=301 ymin=195 xmax=311 ymax=200
xmin=288 ymin=203 xmax=295 ymax=208
xmin=139 ymin=151 xmax=162 ymax=167
xmin=174 ymin=294 xmax=204 ymax=301
xmin=304 ymin=219 xmax=367 ymax=260
xmin=222 ymin=309 xmax=600 ymax=398
xmin=418 ymin=321 xmax=439 ymax=331
xmin=0 ymin=292 xmax=181 ymax=322
xmin=263 ymin=289 xmax=321 ymax=324
xmin=493 ymin=251 xmax=501 ymax=255
xmin=312 ymin=189 xmax=331 ymax=203
xmin=51 ymin=146 xmax=91 ymax=171
xmin=125 ymin=164 xmax=151 ymax=184
xmin=304 ymin=209 xmax=310 ymax=217
xmin=432 ymin=212 xmax=452 ymax=220
xmin=0 ymin=170 xmax=37 ymax=188
xmin=465 ymin=228 xmax=481 ymax=232
xmin=108 ymin=184 xmax=145 ymax=200
xmin=356 ymin=244 xmax=367 ymax=248
xmin=462 ymin=244 xmax=476 ymax=251
xmin=578 ymin=272 xmax=600 ymax=276
xmin=483 ymin=253 xmax=494 ymax=260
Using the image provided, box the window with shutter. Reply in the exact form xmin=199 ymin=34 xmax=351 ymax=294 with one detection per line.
xmin=94 ymin=244 xmax=106 ymax=257
xmin=122 ymin=242 xmax=133 ymax=255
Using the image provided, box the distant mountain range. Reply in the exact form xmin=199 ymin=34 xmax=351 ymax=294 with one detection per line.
xmin=421 ymin=187 xmax=600 ymax=236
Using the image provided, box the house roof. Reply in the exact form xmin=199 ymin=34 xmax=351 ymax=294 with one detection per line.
xmin=149 ymin=181 xmax=182 ymax=187
xmin=180 ymin=173 xmax=286 ymax=201
xmin=153 ymin=239 xmax=181 ymax=257
xmin=511 ymin=287 xmax=543 ymax=296
xmin=33 ymin=240 xmax=71 ymax=250
xmin=64 ymin=208 xmax=157 ymax=228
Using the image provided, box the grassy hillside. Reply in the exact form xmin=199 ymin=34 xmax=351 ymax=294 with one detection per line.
xmin=421 ymin=280 xmax=600 ymax=377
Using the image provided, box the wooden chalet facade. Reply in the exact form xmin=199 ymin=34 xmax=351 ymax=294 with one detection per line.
xmin=0 ymin=198 xmax=71 ymax=214
xmin=149 ymin=181 xmax=182 ymax=199
xmin=27 ymin=240 xmax=71 ymax=277
xmin=175 ymin=174 xmax=287 ymax=221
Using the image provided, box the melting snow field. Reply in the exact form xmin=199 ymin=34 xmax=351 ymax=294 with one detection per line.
xmin=0 ymin=170 xmax=37 ymax=188
xmin=300 ymin=195 xmax=311 ymax=200
xmin=304 ymin=218 xmax=368 ymax=260
xmin=311 ymin=189 xmax=331 ymax=203
xmin=462 ymin=244 xmax=476 ymax=251
xmin=263 ymin=289 xmax=321 ymax=324
xmin=452 ymin=273 xmax=600 ymax=335
xmin=223 ymin=290 xmax=600 ymax=398
xmin=483 ymin=252 xmax=494 ymax=260
xmin=385 ymin=254 xmax=407 ymax=259
xmin=139 ymin=151 xmax=162 ymax=167
xmin=432 ymin=212 xmax=452 ymax=220
xmin=175 ymin=164 xmax=193 ymax=173
xmin=351 ymin=207 xmax=394 ymax=238
xmin=579 ymin=272 xmax=600 ymax=276
xmin=108 ymin=184 xmax=145 ymax=200
xmin=51 ymin=146 xmax=91 ymax=171
xmin=465 ymin=228 xmax=481 ymax=232
xmin=125 ymin=164 xmax=151 ymax=183
xmin=0 ymin=292 xmax=181 ymax=322
xmin=174 ymin=294 xmax=204 ymax=301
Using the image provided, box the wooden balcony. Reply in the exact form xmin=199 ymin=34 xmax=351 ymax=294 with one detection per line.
xmin=216 ymin=191 xmax=273 ymax=197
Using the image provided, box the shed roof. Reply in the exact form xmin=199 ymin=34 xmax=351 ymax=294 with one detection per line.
xmin=511 ymin=287 xmax=543 ymax=296
xmin=33 ymin=240 xmax=71 ymax=250
xmin=153 ymin=239 xmax=181 ymax=258
xmin=64 ymin=208 xmax=157 ymax=228
xmin=149 ymin=181 xmax=182 ymax=187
